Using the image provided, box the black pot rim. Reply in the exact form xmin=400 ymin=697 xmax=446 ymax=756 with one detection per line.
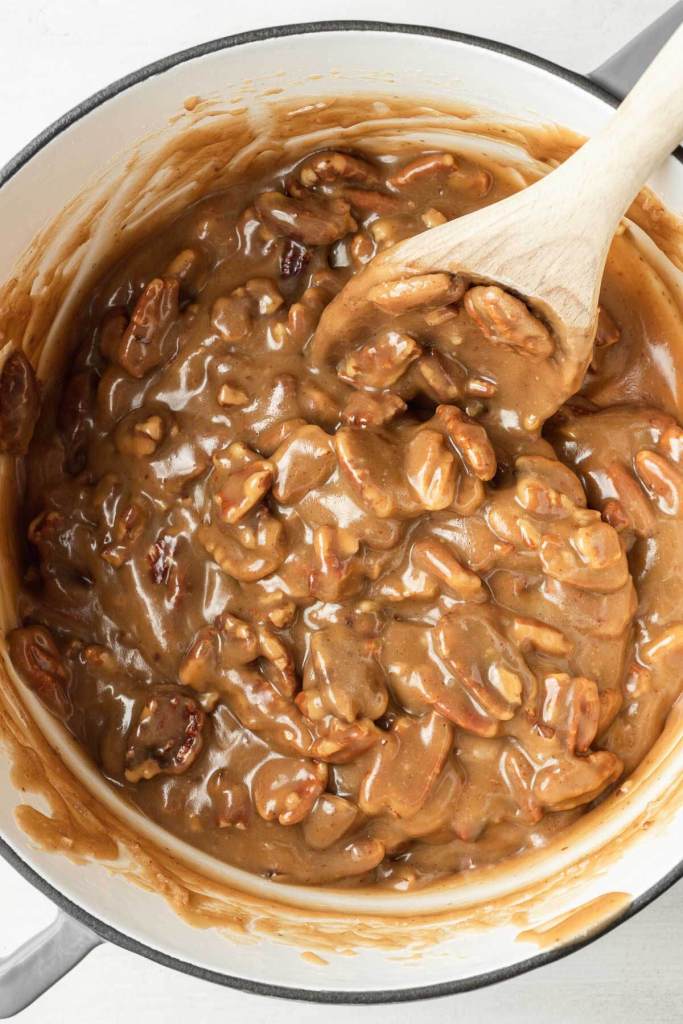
xmin=1 ymin=18 xmax=682 ymax=1006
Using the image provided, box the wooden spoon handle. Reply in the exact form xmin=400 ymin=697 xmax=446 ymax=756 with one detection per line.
xmin=545 ymin=23 xmax=683 ymax=229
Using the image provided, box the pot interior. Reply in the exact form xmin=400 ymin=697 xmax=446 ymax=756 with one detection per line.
xmin=1 ymin=27 xmax=683 ymax=996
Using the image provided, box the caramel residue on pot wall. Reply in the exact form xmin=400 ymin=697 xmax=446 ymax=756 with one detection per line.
xmin=517 ymin=892 xmax=631 ymax=949
xmin=300 ymin=951 xmax=329 ymax=966
xmin=0 ymin=703 xmax=118 ymax=863
xmin=1 ymin=90 xmax=683 ymax=956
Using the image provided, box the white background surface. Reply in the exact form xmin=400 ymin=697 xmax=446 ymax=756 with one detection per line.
xmin=1 ymin=1 xmax=681 ymax=1021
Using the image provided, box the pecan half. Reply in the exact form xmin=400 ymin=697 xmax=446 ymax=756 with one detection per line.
xmin=124 ymin=688 xmax=205 ymax=782
xmin=179 ymin=614 xmax=259 ymax=689
xmin=309 ymin=715 xmax=379 ymax=763
xmin=541 ymin=673 xmax=600 ymax=754
xmin=412 ymin=538 xmax=485 ymax=601
xmin=165 ymin=247 xmax=200 ymax=284
xmin=302 ymin=794 xmax=358 ymax=850
xmin=405 ymin=430 xmax=457 ymax=510
xmin=604 ymin=461 xmax=656 ymax=537
xmin=534 ymin=749 xmax=623 ymax=811
xmin=271 ymin=303 xmax=319 ymax=354
xmin=634 ymin=449 xmax=683 ymax=516
xmin=256 ymin=624 xmax=298 ymax=697
xmin=125 ymin=555 xmax=347 ymax=764
xmin=181 ymin=612 xmax=297 ymax=699
xmin=387 ymin=152 xmax=456 ymax=188
xmin=658 ymin=422 xmax=683 ymax=464
xmin=464 ymin=285 xmax=554 ymax=359
xmin=212 ymin=443 xmax=274 ymax=524
xmin=0 ymin=350 xmax=40 ymax=455
xmin=415 ymin=352 xmax=465 ymax=402
xmin=500 ymin=744 xmax=542 ymax=823
xmin=298 ymin=150 xmax=380 ymax=189
xmin=510 ymin=616 xmax=571 ymax=656
xmin=274 ymin=837 xmax=385 ymax=884
xmin=335 ymin=427 xmax=415 ymax=518
xmin=115 ymin=277 xmax=180 ymax=378
xmin=253 ymin=757 xmax=328 ymax=826
xmin=515 ymin=454 xmax=586 ymax=514
xmin=435 ymin=405 xmax=497 ymax=481
xmin=342 ymin=390 xmax=406 ymax=427
xmin=597 ymin=687 xmax=623 ymax=737
xmin=338 ymin=331 xmax=421 ymax=388
xmin=367 ymin=273 xmax=465 ymax=315
xmin=369 ymin=216 xmax=413 ymax=250
xmin=297 ymin=380 xmax=341 ymax=428
xmin=539 ymin=519 xmax=629 ymax=593
xmin=601 ymin=499 xmax=630 ymax=533
xmin=300 ymin=625 xmax=388 ymax=723
xmin=424 ymin=305 xmax=458 ymax=327
xmin=271 ymin=424 xmax=336 ymax=504
xmin=214 ymin=464 xmax=274 ymax=524
xmin=98 ymin=308 xmax=128 ymax=362
xmin=309 ymin=526 xmax=365 ymax=601
xmin=380 ymin=621 xmax=443 ymax=714
xmin=343 ymin=188 xmax=404 ymax=215
xmin=198 ymin=507 xmax=286 ymax=581
xmin=207 ymin=767 xmax=251 ymax=829
xmin=101 ymin=498 xmax=148 ymax=567
xmin=8 ymin=625 xmax=70 ymax=718
xmin=434 ymin=609 xmax=534 ymax=732
xmin=359 ymin=712 xmax=453 ymax=818
xmin=255 ymin=191 xmax=357 ymax=245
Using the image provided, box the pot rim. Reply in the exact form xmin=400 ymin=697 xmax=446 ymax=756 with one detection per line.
xmin=1 ymin=18 xmax=682 ymax=1005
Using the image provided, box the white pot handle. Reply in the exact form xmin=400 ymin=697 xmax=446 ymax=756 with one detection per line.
xmin=0 ymin=911 xmax=101 ymax=1018
xmin=591 ymin=1 xmax=683 ymax=100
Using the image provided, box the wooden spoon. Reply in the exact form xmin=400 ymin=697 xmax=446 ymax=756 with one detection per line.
xmin=311 ymin=25 xmax=683 ymax=430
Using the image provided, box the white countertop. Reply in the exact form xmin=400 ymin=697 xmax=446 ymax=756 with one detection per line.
xmin=1 ymin=1 xmax=681 ymax=1020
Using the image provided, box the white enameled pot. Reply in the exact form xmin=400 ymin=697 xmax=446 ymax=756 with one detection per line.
xmin=2 ymin=10 xmax=683 ymax=1014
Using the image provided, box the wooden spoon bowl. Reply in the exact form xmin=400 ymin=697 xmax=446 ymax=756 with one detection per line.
xmin=311 ymin=25 xmax=683 ymax=431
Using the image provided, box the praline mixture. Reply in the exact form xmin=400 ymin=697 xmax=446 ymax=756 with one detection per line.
xmin=4 ymin=142 xmax=683 ymax=888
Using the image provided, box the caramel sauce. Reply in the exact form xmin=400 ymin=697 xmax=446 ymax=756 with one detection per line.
xmin=1 ymin=92 xmax=683 ymax=952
